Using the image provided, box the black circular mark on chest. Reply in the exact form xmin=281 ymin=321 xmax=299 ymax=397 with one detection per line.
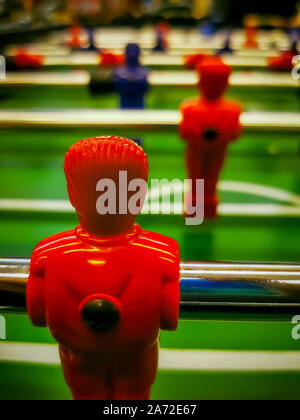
xmin=81 ymin=298 xmax=120 ymax=333
xmin=203 ymin=127 xmax=219 ymax=142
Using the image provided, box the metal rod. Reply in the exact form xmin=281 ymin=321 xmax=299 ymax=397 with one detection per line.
xmin=6 ymin=44 xmax=283 ymax=57
xmin=2 ymin=70 xmax=297 ymax=88
xmin=44 ymin=27 xmax=290 ymax=53
xmin=7 ymin=44 xmax=278 ymax=69
xmin=4 ymin=51 xmax=274 ymax=69
xmin=1 ymin=258 xmax=300 ymax=322
xmin=0 ymin=110 xmax=299 ymax=132
xmin=45 ymin=54 xmax=268 ymax=69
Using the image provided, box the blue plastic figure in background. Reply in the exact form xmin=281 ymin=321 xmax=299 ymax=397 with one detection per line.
xmin=289 ymin=28 xmax=299 ymax=55
xmin=114 ymin=44 xmax=149 ymax=109
xmin=217 ymin=32 xmax=233 ymax=55
xmin=199 ymin=18 xmax=217 ymax=38
xmin=152 ymin=31 xmax=167 ymax=52
xmin=86 ymin=28 xmax=99 ymax=52
xmin=152 ymin=22 xmax=168 ymax=52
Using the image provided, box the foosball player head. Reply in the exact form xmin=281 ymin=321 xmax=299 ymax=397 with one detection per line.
xmin=197 ymin=56 xmax=231 ymax=102
xmin=126 ymin=43 xmax=141 ymax=67
xmin=64 ymin=136 xmax=150 ymax=236
xmin=199 ymin=18 xmax=218 ymax=38
xmin=89 ymin=70 xmax=116 ymax=95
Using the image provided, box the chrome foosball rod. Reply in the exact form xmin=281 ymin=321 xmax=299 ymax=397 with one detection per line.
xmin=2 ymin=70 xmax=297 ymax=88
xmin=0 ymin=110 xmax=299 ymax=132
xmin=0 ymin=258 xmax=300 ymax=322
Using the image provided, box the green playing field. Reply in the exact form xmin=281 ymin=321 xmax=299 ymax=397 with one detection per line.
xmin=0 ymin=84 xmax=298 ymax=112
xmin=0 ymin=122 xmax=299 ymax=399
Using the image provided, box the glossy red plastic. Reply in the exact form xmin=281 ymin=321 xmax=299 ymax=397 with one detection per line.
xmin=14 ymin=49 xmax=44 ymax=68
xmin=183 ymin=53 xmax=206 ymax=70
xmin=268 ymin=51 xmax=296 ymax=72
xmin=27 ymin=136 xmax=180 ymax=400
xmin=244 ymin=19 xmax=259 ymax=49
xmin=67 ymin=26 xmax=82 ymax=48
xmin=179 ymin=57 xmax=242 ymax=218
xmin=99 ymin=51 xmax=125 ymax=68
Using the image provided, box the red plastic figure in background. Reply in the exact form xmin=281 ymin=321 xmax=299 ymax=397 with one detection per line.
xmin=14 ymin=49 xmax=44 ymax=69
xmin=67 ymin=26 xmax=82 ymax=49
xmin=244 ymin=17 xmax=259 ymax=49
xmin=184 ymin=53 xmax=206 ymax=70
xmin=27 ymin=136 xmax=180 ymax=400
xmin=268 ymin=41 xmax=298 ymax=72
xmin=179 ymin=57 xmax=242 ymax=218
xmin=99 ymin=51 xmax=125 ymax=68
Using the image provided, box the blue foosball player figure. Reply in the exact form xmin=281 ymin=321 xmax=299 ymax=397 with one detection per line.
xmin=199 ymin=17 xmax=219 ymax=38
xmin=114 ymin=44 xmax=149 ymax=110
xmin=152 ymin=22 xmax=169 ymax=52
xmin=217 ymin=32 xmax=233 ymax=56
xmin=85 ymin=28 xmax=99 ymax=52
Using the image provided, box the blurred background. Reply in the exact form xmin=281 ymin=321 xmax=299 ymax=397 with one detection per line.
xmin=0 ymin=0 xmax=300 ymax=402
xmin=0 ymin=0 xmax=299 ymax=28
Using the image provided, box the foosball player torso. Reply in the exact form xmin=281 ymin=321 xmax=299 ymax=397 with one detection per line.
xmin=27 ymin=136 xmax=180 ymax=400
xmin=114 ymin=43 xmax=149 ymax=109
xmin=179 ymin=57 xmax=242 ymax=219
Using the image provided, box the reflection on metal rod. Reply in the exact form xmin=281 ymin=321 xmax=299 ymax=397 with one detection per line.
xmin=0 ymin=110 xmax=299 ymax=132
xmin=2 ymin=71 xmax=297 ymax=88
xmin=1 ymin=258 xmax=300 ymax=321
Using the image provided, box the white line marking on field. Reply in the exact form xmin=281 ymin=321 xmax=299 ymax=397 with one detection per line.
xmin=159 ymin=349 xmax=300 ymax=372
xmin=220 ymin=181 xmax=300 ymax=206
xmin=148 ymin=180 xmax=300 ymax=205
xmin=0 ymin=199 xmax=73 ymax=212
xmin=1 ymin=342 xmax=300 ymax=372
xmin=0 ymin=181 xmax=299 ymax=217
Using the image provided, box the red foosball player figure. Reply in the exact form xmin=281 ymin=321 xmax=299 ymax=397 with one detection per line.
xmin=179 ymin=57 xmax=242 ymax=219
xmin=14 ymin=49 xmax=44 ymax=69
xmin=99 ymin=51 xmax=125 ymax=68
xmin=67 ymin=25 xmax=83 ymax=49
xmin=27 ymin=136 xmax=180 ymax=400
xmin=244 ymin=17 xmax=259 ymax=49
xmin=183 ymin=53 xmax=206 ymax=70
xmin=268 ymin=41 xmax=299 ymax=72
